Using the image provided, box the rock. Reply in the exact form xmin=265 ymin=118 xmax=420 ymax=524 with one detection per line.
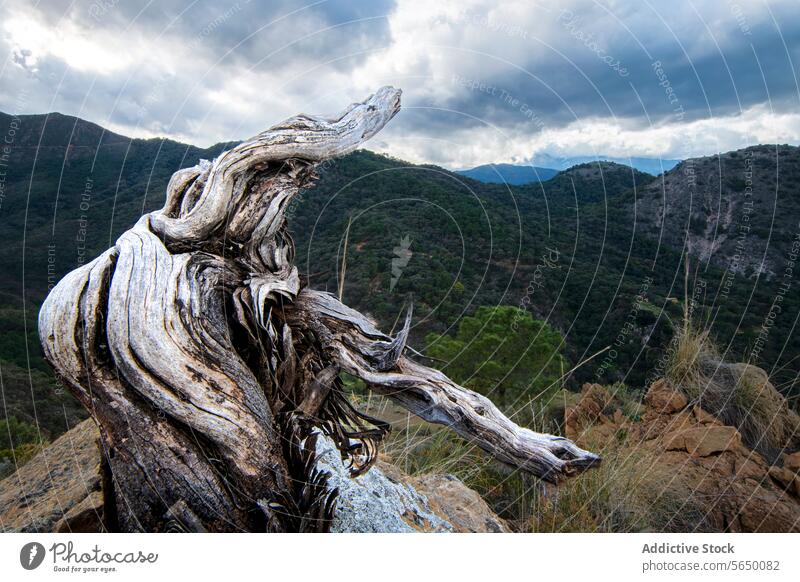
xmin=564 ymin=373 xmax=800 ymax=532
xmin=692 ymin=405 xmax=721 ymax=425
xmin=0 ymin=419 xmax=104 ymax=532
xmin=315 ymin=436 xmax=508 ymax=532
xmin=734 ymin=456 xmax=766 ymax=481
xmin=645 ymin=379 xmax=688 ymax=413
xmin=785 ymin=451 xmax=800 ymax=474
xmin=731 ymin=481 xmax=800 ymax=532
xmin=54 ymin=490 xmax=105 ymax=533
xmin=565 ymin=383 xmax=616 ymax=440
xmin=412 ymin=473 xmax=510 ymax=533
xmin=664 ymin=426 xmax=742 ymax=457
xmin=769 ymin=466 xmax=800 ymax=497
xmin=0 ymin=420 xmax=508 ymax=533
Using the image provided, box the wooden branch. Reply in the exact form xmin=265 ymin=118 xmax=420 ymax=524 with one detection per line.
xmin=149 ymin=87 xmax=402 ymax=248
xmin=287 ymin=290 xmax=601 ymax=484
xmin=38 ymin=248 xmax=252 ymax=531
xmin=39 ymin=86 xmax=599 ymax=532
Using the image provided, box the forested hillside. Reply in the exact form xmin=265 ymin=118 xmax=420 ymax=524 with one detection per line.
xmin=1 ymin=112 xmax=798 ymax=452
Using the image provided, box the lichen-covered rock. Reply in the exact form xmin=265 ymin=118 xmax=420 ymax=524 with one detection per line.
xmin=315 ymin=436 xmax=508 ymax=532
xmin=411 ymin=473 xmax=509 ymax=532
xmin=0 ymin=420 xmax=508 ymax=533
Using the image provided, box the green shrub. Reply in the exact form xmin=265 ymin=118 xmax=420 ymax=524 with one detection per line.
xmin=425 ymin=305 xmax=567 ymax=409
xmin=0 ymin=416 xmax=41 ymax=450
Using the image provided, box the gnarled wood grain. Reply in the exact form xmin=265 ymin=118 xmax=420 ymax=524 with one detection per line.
xmin=39 ymin=86 xmax=599 ymax=532
xmin=287 ymin=290 xmax=600 ymax=483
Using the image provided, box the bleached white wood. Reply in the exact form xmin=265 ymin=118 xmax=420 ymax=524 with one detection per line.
xmin=39 ymin=87 xmax=599 ymax=532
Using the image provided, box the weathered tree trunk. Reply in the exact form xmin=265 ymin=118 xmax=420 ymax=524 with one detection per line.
xmin=39 ymin=87 xmax=599 ymax=532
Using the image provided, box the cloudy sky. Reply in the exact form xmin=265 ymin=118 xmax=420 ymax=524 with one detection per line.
xmin=1 ymin=0 xmax=798 ymax=168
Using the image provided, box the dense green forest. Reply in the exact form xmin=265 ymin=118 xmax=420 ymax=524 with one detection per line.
xmin=1 ymin=112 xmax=798 ymax=467
xmin=292 ymin=148 xmax=799 ymax=398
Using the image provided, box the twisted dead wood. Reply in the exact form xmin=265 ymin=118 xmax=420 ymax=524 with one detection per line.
xmin=39 ymin=87 xmax=599 ymax=532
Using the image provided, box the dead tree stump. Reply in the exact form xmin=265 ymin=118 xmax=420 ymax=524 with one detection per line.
xmin=39 ymin=87 xmax=600 ymax=532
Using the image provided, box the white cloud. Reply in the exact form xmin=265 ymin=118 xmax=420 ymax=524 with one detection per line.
xmin=373 ymin=105 xmax=800 ymax=168
xmin=3 ymin=13 xmax=134 ymax=74
xmin=0 ymin=0 xmax=798 ymax=168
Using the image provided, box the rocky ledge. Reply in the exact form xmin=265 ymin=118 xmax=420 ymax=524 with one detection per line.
xmin=0 ymin=420 xmax=508 ymax=533
xmin=565 ymin=368 xmax=800 ymax=532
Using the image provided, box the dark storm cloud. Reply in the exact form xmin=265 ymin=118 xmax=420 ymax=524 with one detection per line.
xmin=399 ymin=1 xmax=800 ymax=142
xmin=27 ymin=0 xmax=395 ymax=70
xmin=0 ymin=0 xmax=798 ymax=165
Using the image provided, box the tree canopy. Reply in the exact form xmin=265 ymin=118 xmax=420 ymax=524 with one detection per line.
xmin=426 ymin=305 xmax=567 ymax=408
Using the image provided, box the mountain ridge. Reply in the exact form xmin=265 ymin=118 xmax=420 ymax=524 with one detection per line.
xmin=530 ymin=153 xmax=682 ymax=176
xmin=455 ymin=163 xmax=559 ymax=185
xmin=0 ymin=111 xmax=798 ymax=444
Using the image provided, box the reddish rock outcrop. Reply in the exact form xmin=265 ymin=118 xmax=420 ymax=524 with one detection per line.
xmin=565 ymin=378 xmax=800 ymax=532
xmin=564 ymin=383 xmax=622 ymax=442
xmin=645 ymin=379 xmax=688 ymax=413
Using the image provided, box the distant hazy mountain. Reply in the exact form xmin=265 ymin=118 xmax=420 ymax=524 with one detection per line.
xmin=457 ymin=155 xmax=681 ymax=185
xmin=530 ymin=153 xmax=681 ymax=176
xmin=455 ymin=163 xmax=559 ymax=185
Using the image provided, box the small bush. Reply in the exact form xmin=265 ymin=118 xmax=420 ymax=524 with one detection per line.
xmin=0 ymin=416 xmax=47 ymax=478
xmin=663 ymin=325 xmax=717 ymax=398
xmin=0 ymin=416 xmax=41 ymax=450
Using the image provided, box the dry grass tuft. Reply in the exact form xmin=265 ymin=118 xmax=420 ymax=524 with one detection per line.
xmin=376 ymin=396 xmax=713 ymax=532
xmin=663 ymin=324 xmax=799 ymax=461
